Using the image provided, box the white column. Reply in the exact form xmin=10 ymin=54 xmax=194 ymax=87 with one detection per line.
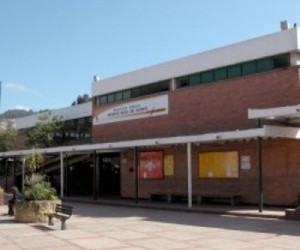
xmin=22 ymin=157 xmax=26 ymax=192
xmin=60 ymin=152 xmax=64 ymax=198
xmin=187 ymin=142 xmax=192 ymax=208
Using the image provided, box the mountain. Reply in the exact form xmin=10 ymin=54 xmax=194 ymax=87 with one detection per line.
xmin=0 ymin=109 xmax=34 ymax=119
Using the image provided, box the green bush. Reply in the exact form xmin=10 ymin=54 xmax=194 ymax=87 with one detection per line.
xmin=24 ymin=173 xmax=58 ymax=201
xmin=0 ymin=186 xmax=3 ymax=193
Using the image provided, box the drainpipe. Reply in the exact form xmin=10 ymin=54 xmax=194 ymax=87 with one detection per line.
xmin=257 ymin=119 xmax=263 ymax=212
xmin=187 ymin=142 xmax=192 ymax=209
xmin=22 ymin=157 xmax=26 ymax=192
xmin=134 ymin=147 xmax=139 ymax=204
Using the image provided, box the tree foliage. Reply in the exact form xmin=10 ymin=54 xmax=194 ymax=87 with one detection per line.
xmin=25 ymin=111 xmax=63 ymax=148
xmin=71 ymin=93 xmax=90 ymax=106
xmin=0 ymin=124 xmax=17 ymax=151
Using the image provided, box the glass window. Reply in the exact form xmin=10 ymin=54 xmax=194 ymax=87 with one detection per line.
xmin=100 ymin=95 xmax=107 ymax=104
xmin=214 ymin=68 xmax=227 ymax=81
xmin=257 ymin=58 xmax=273 ymax=72
xmin=228 ymin=65 xmax=241 ymax=78
xmin=242 ymin=61 xmax=256 ymax=75
xmin=159 ymin=81 xmax=170 ymax=91
xmin=176 ymin=76 xmax=189 ymax=88
xmin=115 ymin=92 xmax=123 ymax=101
xmin=107 ymin=94 xmax=115 ymax=103
xmin=132 ymin=87 xmax=143 ymax=98
xmin=201 ymin=71 xmax=214 ymax=83
xmin=123 ymin=90 xmax=131 ymax=99
xmin=189 ymin=74 xmax=201 ymax=85
xmin=273 ymin=54 xmax=290 ymax=68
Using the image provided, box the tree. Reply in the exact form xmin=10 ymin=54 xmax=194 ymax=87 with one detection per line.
xmin=0 ymin=122 xmax=17 ymax=151
xmin=71 ymin=93 xmax=90 ymax=106
xmin=25 ymin=111 xmax=63 ymax=148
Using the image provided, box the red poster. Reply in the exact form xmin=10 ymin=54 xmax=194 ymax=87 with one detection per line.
xmin=139 ymin=151 xmax=164 ymax=179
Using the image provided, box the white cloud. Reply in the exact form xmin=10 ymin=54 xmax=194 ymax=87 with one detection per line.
xmin=4 ymin=82 xmax=41 ymax=95
xmin=13 ymin=105 xmax=31 ymax=111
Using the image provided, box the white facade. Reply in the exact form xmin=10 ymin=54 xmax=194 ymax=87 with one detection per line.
xmin=92 ymin=28 xmax=300 ymax=97
xmin=14 ymin=102 xmax=92 ymax=130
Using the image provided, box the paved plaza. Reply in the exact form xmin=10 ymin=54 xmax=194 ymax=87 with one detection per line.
xmin=0 ymin=202 xmax=299 ymax=250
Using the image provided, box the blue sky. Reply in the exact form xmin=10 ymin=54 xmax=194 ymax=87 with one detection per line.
xmin=0 ymin=0 xmax=300 ymax=113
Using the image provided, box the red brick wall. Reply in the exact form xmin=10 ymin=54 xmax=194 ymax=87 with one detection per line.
xmin=120 ymin=139 xmax=300 ymax=206
xmin=92 ymin=67 xmax=300 ymax=143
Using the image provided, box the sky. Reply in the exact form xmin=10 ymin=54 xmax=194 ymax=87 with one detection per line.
xmin=0 ymin=0 xmax=300 ymax=113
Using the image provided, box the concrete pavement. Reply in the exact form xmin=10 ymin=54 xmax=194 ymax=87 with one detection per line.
xmin=0 ymin=202 xmax=299 ymax=249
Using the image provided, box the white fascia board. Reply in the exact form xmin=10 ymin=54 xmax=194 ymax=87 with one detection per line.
xmin=0 ymin=127 xmax=266 ymax=157
xmin=248 ymin=104 xmax=300 ymax=119
xmin=92 ymin=28 xmax=299 ymax=97
xmin=264 ymin=125 xmax=300 ymax=139
xmin=2 ymin=125 xmax=300 ymax=158
xmin=15 ymin=102 xmax=92 ymax=130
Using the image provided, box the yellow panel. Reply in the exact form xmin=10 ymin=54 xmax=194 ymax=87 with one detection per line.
xmin=199 ymin=151 xmax=239 ymax=178
xmin=164 ymin=154 xmax=174 ymax=176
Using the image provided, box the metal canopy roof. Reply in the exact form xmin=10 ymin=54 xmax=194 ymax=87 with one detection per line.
xmin=248 ymin=104 xmax=300 ymax=124
xmin=1 ymin=125 xmax=300 ymax=157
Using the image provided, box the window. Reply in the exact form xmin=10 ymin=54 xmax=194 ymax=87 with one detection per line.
xmin=123 ymin=90 xmax=131 ymax=99
xmin=115 ymin=92 xmax=123 ymax=102
xmin=201 ymin=71 xmax=214 ymax=83
xmin=214 ymin=68 xmax=227 ymax=81
xmin=100 ymin=96 xmax=107 ymax=104
xmin=107 ymin=94 xmax=115 ymax=103
xmin=257 ymin=58 xmax=273 ymax=72
xmin=176 ymin=76 xmax=189 ymax=88
xmin=273 ymin=54 xmax=290 ymax=68
xmin=228 ymin=65 xmax=241 ymax=78
xmin=189 ymin=74 xmax=201 ymax=85
xmin=242 ymin=61 xmax=256 ymax=75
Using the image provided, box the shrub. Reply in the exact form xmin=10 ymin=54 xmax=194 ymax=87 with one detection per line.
xmin=0 ymin=186 xmax=3 ymax=193
xmin=24 ymin=173 xmax=58 ymax=201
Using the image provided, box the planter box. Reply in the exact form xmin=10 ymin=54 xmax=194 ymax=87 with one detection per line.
xmin=15 ymin=200 xmax=61 ymax=223
xmin=0 ymin=192 xmax=3 ymax=206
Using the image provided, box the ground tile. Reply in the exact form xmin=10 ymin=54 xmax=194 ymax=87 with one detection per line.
xmin=13 ymin=235 xmax=68 ymax=249
xmin=70 ymin=237 xmax=129 ymax=249
xmin=50 ymin=229 xmax=99 ymax=239
xmin=101 ymin=229 xmax=150 ymax=240
xmin=0 ymin=244 xmax=22 ymax=250
xmin=130 ymin=237 xmax=196 ymax=250
xmin=254 ymin=235 xmax=300 ymax=249
xmin=193 ymin=238 xmax=261 ymax=250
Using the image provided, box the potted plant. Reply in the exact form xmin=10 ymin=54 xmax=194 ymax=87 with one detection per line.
xmin=14 ymin=149 xmax=61 ymax=223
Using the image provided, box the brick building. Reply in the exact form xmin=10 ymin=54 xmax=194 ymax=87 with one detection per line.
xmin=91 ymin=25 xmax=300 ymax=206
xmin=1 ymin=24 xmax=300 ymax=208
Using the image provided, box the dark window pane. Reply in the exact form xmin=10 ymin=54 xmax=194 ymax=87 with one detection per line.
xmin=123 ymin=90 xmax=131 ymax=99
xmin=115 ymin=92 xmax=123 ymax=101
xmin=273 ymin=54 xmax=290 ymax=68
xmin=228 ymin=65 xmax=241 ymax=78
xmin=201 ymin=71 xmax=214 ymax=83
xmin=132 ymin=87 xmax=143 ymax=98
xmin=242 ymin=61 xmax=256 ymax=75
xmin=100 ymin=96 xmax=107 ymax=104
xmin=176 ymin=76 xmax=189 ymax=88
xmin=107 ymin=94 xmax=115 ymax=103
xmin=214 ymin=68 xmax=227 ymax=81
xmin=189 ymin=74 xmax=201 ymax=85
xmin=257 ymin=58 xmax=273 ymax=72
xmin=159 ymin=81 xmax=169 ymax=91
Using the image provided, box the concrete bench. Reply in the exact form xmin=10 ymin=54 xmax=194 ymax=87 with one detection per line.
xmin=197 ymin=194 xmax=241 ymax=206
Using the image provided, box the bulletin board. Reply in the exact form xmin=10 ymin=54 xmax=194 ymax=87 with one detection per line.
xmin=199 ymin=151 xmax=239 ymax=178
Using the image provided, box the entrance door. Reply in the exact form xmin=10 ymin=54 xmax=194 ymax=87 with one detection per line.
xmin=98 ymin=153 xmax=121 ymax=196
